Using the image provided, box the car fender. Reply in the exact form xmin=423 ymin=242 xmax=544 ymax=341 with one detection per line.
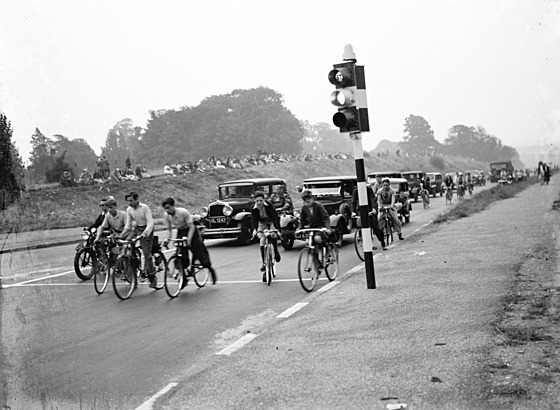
xmin=330 ymin=214 xmax=344 ymax=228
xmin=279 ymin=213 xmax=295 ymax=228
xmin=234 ymin=211 xmax=251 ymax=222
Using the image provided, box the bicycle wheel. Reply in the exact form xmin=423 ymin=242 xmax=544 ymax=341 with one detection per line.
xmin=192 ymin=264 xmax=209 ymax=288
xmin=265 ymin=243 xmax=274 ymax=286
xmin=164 ymin=255 xmax=184 ymax=298
xmin=112 ymin=257 xmax=136 ymax=300
xmin=325 ymin=244 xmax=339 ymax=281
xmin=384 ymin=218 xmax=393 ymax=246
xmin=74 ymin=247 xmax=97 ymax=280
xmin=298 ymin=247 xmax=318 ymax=292
xmin=354 ymin=229 xmax=364 ymax=262
xmin=152 ymin=251 xmax=166 ymax=290
xmin=94 ymin=255 xmax=110 ymax=294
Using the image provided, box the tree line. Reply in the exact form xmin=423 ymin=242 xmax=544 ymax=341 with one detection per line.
xmin=0 ymin=113 xmax=25 ymax=210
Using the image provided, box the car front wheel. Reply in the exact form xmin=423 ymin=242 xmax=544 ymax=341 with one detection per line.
xmin=237 ymin=219 xmax=252 ymax=246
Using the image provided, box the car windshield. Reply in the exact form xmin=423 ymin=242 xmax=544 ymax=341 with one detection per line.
xmin=219 ymin=184 xmax=254 ymax=199
xmin=303 ymin=182 xmax=342 ymax=197
xmin=403 ymin=173 xmax=421 ymax=181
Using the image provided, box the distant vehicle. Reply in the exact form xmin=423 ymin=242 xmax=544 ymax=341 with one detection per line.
xmin=465 ymin=170 xmax=482 ymax=185
xmin=196 ymin=178 xmax=288 ymax=245
xmin=400 ymin=171 xmax=426 ymax=202
xmin=301 ymin=175 xmax=357 ymax=247
xmin=367 ymin=171 xmax=402 ymax=184
xmin=489 ymin=161 xmax=514 ymax=182
xmin=426 ymin=172 xmax=443 ymax=197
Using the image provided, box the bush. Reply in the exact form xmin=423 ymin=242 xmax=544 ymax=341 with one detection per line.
xmin=429 ymin=155 xmax=445 ymax=170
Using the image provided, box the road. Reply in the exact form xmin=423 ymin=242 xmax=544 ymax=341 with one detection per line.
xmin=0 ymin=187 xmax=490 ymax=409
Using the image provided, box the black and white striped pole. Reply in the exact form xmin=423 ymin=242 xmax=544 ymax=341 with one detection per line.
xmin=329 ymin=44 xmax=375 ymax=289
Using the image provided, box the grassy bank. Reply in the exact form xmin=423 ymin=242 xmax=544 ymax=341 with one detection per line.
xmin=1 ymin=155 xmax=488 ymax=233
xmin=433 ymin=177 xmax=539 ymax=224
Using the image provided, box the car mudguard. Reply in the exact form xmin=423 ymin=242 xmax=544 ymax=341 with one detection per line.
xmin=234 ymin=211 xmax=251 ymax=221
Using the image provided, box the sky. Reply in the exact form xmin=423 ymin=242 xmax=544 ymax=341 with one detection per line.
xmin=1 ymin=0 xmax=559 ymax=163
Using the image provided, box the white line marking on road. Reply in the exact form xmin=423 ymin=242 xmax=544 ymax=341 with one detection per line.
xmin=1 ymin=270 xmax=73 ymax=289
xmin=413 ymin=228 xmax=420 ymax=233
xmin=216 ymin=333 xmax=258 ymax=356
xmin=347 ymin=264 xmax=363 ymax=274
xmin=277 ymin=302 xmax=309 ymax=318
xmin=135 ymin=382 xmax=178 ymax=410
xmin=318 ymin=281 xmax=340 ymax=292
xmin=422 ymin=221 xmax=433 ymax=227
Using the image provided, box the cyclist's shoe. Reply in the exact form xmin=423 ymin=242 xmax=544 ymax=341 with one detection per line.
xmin=275 ymin=252 xmax=281 ymax=263
xmin=148 ymin=274 xmax=158 ymax=288
xmin=260 ymin=264 xmax=266 ymax=272
xmin=398 ymin=234 xmax=404 ymax=240
xmin=372 ymin=246 xmax=378 ymax=250
xmin=210 ymin=267 xmax=217 ymax=285
xmin=383 ymin=244 xmax=388 ymax=250
xmin=262 ymin=272 xmax=266 ymax=282
xmin=186 ymin=266 xmax=195 ymax=276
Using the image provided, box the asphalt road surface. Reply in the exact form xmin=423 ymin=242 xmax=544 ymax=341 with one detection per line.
xmin=0 ymin=186 xmax=492 ymax=409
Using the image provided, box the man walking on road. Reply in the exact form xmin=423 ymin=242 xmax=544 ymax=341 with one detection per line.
xmin=352 ymin=184 xmax=387 ymax=251
xmin=120 ymin=191 xmax=158 ymax=288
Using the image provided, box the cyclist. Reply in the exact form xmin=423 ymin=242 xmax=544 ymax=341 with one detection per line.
xmin=161 ymin=197 xmax=217 ymax=286
xmin=419 ymin=177 xmax=431 ymax=207
xmin=351 ymin=184 xmax=387 ymax=251
xmin=88 ymin=198 xmax=109 ymax=232
xmin=298 ymin=190 xmax=333 ymax=267
xmin=94 ymin=198 xmax=128 ymax=258
xmin=376 ymin=179 xmax=404 ymax=240
xmin=251 ymin=191 xmax=281 ymax=281
xmin=120 ymin=191 xmax=158 ymax=288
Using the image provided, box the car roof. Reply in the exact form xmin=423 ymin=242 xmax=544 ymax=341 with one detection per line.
xmin=368 ymin=171 xmax=401 ymax=175
xmin=303 ymin=175 xmax=357 ymax=182
xmin=401 ymin=170 xmax=425 ymax=174
xmin=219 ymin=178 xmax=286 ymax=186
xmin=386 ymin=178 xmax=408 ymax=183
xmin=426 ymin=172 xmax=442 ymax=175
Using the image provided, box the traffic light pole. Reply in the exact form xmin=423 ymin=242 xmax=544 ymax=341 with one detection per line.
xmin=350 ymin=131 xmax=376 ymax=289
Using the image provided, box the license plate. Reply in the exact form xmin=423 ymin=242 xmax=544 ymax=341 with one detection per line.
xmin=210 ymin=217 xmax=226 ymax=223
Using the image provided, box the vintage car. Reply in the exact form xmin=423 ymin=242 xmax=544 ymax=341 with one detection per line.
xmin=426 ymin=172 xmax=443 ymax=197
xmin=367 ymin=171 xmax=402 ymax=184
xmin=465 ymin=170 xmax=481 ymax=185
xmin=300 ymin=175 xmax=357 ymax=247
xmin=196 ymin=178 xmax=289 ymax=245
xmin=385 ymin=178 xmax=412 ymax=224
xmin=401 ymin=171 xmax=426 ymax=202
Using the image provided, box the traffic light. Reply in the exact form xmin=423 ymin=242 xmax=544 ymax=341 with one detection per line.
xmin=328 ymin=62 xmax=369 ymax=133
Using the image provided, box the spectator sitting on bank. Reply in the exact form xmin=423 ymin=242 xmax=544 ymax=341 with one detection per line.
xmin=135 ymin=165 xmax=143 ymax=180
xmin=163 ymin=164 xmax=175 ymax=176
xmin=112 ymin=168 xmax=123 ymax=182
xmin=60 ymin=171 xmax=76 ymax=187
xmin=78 ymin=168 xmax=93 ymax=185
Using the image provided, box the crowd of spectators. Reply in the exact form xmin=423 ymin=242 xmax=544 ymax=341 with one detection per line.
xmin=162 ymin=151 xmax=353 ymax=176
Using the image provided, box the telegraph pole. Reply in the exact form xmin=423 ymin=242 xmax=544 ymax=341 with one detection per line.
xmin=328 ymin=44 xmax=375 ymax=289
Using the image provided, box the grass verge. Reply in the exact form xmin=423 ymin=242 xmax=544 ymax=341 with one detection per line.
xmin=433 ymin=177 xmax=538 ymax=224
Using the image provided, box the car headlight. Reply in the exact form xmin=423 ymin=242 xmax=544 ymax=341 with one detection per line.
xmin=82 ymin=232 xmax=89 ymax=240
xmin=223 ymin=205 xmax=233 ymax=216
xmin=199 ymin=207 xmax=209 ymax=218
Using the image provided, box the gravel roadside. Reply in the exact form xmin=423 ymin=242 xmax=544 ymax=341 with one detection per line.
xmin=150 ymin=177 xmax=560 ymax=410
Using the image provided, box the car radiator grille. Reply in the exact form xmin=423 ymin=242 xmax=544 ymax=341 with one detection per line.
xmin=209 ymin=205 xmax=224 ymax=217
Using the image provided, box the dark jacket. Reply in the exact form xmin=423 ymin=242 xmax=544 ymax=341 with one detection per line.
xmin=352 ymin=185 xmax=376 ymax=213
xmin=251 ymin=200 xmax=280 ymax=231
xmin=299 ymin=202 xmax=330 ymax=230
xmin=88 ymin=213 xmax=105 ymax=231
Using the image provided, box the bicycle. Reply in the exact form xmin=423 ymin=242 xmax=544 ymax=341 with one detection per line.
xmin=467 ymin=183 xmax=473 ymax=196
xmin=163 ymin=237 xmax=209 ymax=298
xmin=93 ymin=236 xmax=117 ymax=295
xmin=111 ymin=236 xmax=166 ymax=300
xmin=353 ymin=212 xmax=376 ymax=262
xmin=378 ymin=207 xmax=394 ymax=247
xmin=457 ymin=184 xmax=466 ymax=201
xmin=260 ymin=229 xmax=278 ymax=286
xmin=295 ymin=228 xmax=339 ymax=292
xmin=445 ymin=185 xmax=453 ymax=205
xmin=419 ymin=188 xmax=430 ymax=209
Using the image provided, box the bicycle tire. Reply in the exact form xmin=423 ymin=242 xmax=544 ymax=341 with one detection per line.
xmin=93 ymin=255 xmax=110 ymax=294
xmin=298 ymin=247 xmax=318 ymax=292
xmin=325 ymin=244 xmax=339 ymax=281
xmin=164 ymin=255 xmax=183 ymax=298
xmin=192 ymin=264 xmax=209 ymax=288
xmin=112 ymin=257 xmax=136 ymax=300
xmin=354 ymin=229 xmax=364 ymax=262
xmin=74 ymin=247 xmax=96 ymax=281
xmin=265 ymin=243 xmax=273 ymax=286
xmin=384 ymin=216 xmax=393 ymax=246
xmin=152 ymin=251 xmax=166 ymax=290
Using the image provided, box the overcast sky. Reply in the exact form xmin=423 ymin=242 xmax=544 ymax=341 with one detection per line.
xmin=1 ymin=0 xmax=559 ymax=162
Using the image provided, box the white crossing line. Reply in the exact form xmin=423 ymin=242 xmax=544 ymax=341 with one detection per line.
xmin=347 ymin=264 xmax=363 ymax=274
xmin=277 ymin=302 xmax=309 ymax=318
xmin=216 ymin=333 xmax=258 ymax=356
xmin=318 ymin=281 xmax=339 ymax=292
xmin=1 ymin=270 xmax=73 ymax=289
xmin=135 ymin=382 xmax=178 ymax=410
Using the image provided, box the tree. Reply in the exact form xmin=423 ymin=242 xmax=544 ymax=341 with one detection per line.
xmin=29 ymin=127 xmax=53 ymax=183
xmin=402 ymin=114 xmax=442 ymax=155
xmin=102 ymin=118 xmax=139 ymax=170
xmin=52 ymin=134 xmax=97 ymax=175
xmin=302 ymin=122 xmax=352 ymax=153
xmin=45 ymin=150 xmax=73 ymax=183
xmin=0 ymin=113 xmax=24 ymax=209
